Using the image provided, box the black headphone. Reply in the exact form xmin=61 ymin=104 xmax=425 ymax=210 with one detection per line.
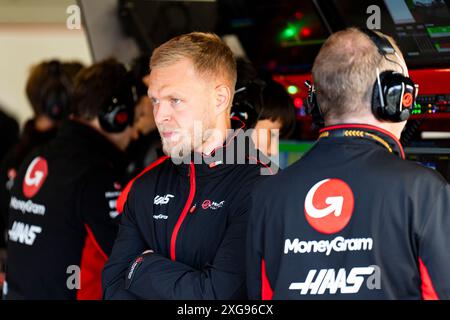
xmin=40 ymin=60 xmax=71 ymax=120
xmin=98 ymin=74 xmax=137 ymax=133
xmin=231 ymin=78 xmax=266 ymax=129
xmin=306 ymin=28 xmax=418 ymax=127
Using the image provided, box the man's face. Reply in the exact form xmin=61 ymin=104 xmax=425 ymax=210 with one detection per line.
xmin=148 ymin=58 xmax=216 ymax=157
xmin=252 ymin=119 xmax=281 ymax=157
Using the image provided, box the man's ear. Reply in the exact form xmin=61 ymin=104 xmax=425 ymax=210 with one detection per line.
xmin=214 ymin=84 xmax=232 ymax=116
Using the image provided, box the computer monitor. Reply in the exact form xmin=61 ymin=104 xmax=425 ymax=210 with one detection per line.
xmin=278 ymin=143 xmax=450 ymax=183
xmin=316 ymin=0 xmax=450 ymax=68
xmin=209 ymin=0 xmax=331 ymax=73
xmin=79 ymin=0 xmax=140 ymax=65
xmin=117 ymin=0 xmax=217 ymax=54
xmin=405 ymin=147 xmax=450 ymax=182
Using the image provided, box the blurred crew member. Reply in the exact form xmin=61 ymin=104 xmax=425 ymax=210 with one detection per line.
xmin=103 ymin=33 xmax=274 ymax=299
xmin=4 ymin=59 xmax=138 ymax=300
xmin=247 ymin=28 xmax=450 ymax=300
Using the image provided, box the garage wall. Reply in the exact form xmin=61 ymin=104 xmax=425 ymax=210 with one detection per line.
xmin=0 ymin=0 xmax=92 ymax=128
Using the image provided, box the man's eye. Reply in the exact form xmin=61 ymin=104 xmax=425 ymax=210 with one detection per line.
xmin=151 ymin=98 xmax=159 ymax=105
xmin=171 ymin=98 xmax=181 ymax=105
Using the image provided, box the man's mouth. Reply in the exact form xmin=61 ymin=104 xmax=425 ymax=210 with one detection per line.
xmin=161 ymin=131 xmax=174 ymax=139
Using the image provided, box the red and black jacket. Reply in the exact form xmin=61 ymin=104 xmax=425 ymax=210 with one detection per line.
xmin=247 ymin=124 xmax=450 ymax=300
xmin=4 ymin=120 xmax=126 ymax=300
xmin=102 ymin=129 xmax=275 ymax=299
xmin=0 ymin=119 xmax=56 ymax=249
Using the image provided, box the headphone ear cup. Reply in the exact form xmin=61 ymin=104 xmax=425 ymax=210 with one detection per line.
xmin=372 ymin=71 xmax=415 ymax=122
xmin=99 ymin=99 xmax=133 ymax=133
xmin=230 ymin=100 xmax=258 ymax=129
xmin=42 ymin=84 xmax=70 ymax=120
xmin=99 ymin=75 xmax=136 ymax=133
xmin=41 ymin=61 xmax=71 ymax=120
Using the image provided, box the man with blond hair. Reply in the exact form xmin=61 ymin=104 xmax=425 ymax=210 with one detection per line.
xmin=246 ymin=28 xmax=450 ymax=299
xmin=103 ymin=32 xmax=273 ymax=299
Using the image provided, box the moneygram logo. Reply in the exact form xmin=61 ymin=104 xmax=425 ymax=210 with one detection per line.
xmin=304 ymin=179 xmax=354 ymax=234
xmin=284 ymin=236 xmax=373 ymax=256
xmin=23 ymin=157 xmax=48 ymax=198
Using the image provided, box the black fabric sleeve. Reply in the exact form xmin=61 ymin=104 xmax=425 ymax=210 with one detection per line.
xmin=78 ymin=169 xmax=122 ymax=256
xmin=418 ymin=183 xmax=450 ymax=299
xmin=102 ymin=185 xmax=148 ymax=299
xmin=125 ymin=204 xmax=249 ymax=299
xmin=246 ymin=191 xmax=265 ymax=300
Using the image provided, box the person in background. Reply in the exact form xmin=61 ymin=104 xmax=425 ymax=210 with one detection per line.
xmin=4 ymin=59 xmax=138 ymax=300
xmin=0 ymin=107 xmax=19 ymax=163
xmin=125 ymin=55 xmax=163 ymax=180
xmin=246 ymin=28 xmax=450 ymax=300
xmin=232 ymin=58 xmax=296 ymax=158
xmin=0 ymin=60 xmax=84 ymax=243
xmin=0 ymin=106 xmax=19 ymax=294
xmin=103 ymin=32 xmax=274 ymax=300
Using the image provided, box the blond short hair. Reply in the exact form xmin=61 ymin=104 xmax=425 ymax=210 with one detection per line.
xmin=312 ymin=28 xmax=405 ymax=121
xmin=150 ymin=32 xmax=237 ymax=91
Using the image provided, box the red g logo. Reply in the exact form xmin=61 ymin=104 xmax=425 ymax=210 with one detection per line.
xmin=201 ymin=200 xmax=212 ymax=210
xmin=402 ymin=93 xmax=413 ymax=108
xmin=304 ymin=179 xmax=354 ymax=234
xmin=23 ymin=157 xmax=48 ymax=198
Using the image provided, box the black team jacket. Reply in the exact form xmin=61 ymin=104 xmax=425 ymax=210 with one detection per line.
xmin=4 ymin=120 xmax=126 ymax=300
xmin=247 ymin=124 xmax=450 ymax=300
xmin=103 ymin=127 xmax=275 ymax=299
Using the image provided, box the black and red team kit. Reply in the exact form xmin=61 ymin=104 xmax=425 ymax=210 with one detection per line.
xmin=103 ymin=129 xmax=274 ymax=299
xmin=4 ymin=120 xmax=127 ymax=300
xmin=247 ymin=124 xmax=450 ymax=300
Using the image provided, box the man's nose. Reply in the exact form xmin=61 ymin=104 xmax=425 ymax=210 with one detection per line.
xmin=154 ymin=102 xmax=172 ymax=125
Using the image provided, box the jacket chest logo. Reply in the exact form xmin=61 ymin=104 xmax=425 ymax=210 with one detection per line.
xmin=23 ymin=157 xmax=48 ymax=198
xmin=201 ymin=199 xmax=225 ymax=211
xmin=154 ymin=194 xmax=174 ymax=205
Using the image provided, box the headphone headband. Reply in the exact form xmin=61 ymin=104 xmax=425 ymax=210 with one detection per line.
xmin=306 ymin=28 xmax=418 ymax=126
xmin=360 ymin=28 xmax=396 ymax=56
xmin=231 ymin=78 xmax=267 ymax=129
xmin=40 ymin=60 xmax=72 ymax=120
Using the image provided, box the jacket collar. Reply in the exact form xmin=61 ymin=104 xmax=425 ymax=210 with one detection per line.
xmin=318 ymin=124 xmax=405 ymax=159
xmin=172 ymin=119 xmax=265 ymax=178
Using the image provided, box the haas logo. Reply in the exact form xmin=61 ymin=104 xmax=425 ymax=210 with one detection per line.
xmin=23 ymin=157 xmax=48 ymax=198
xmin=154 ymin=194 xmax=174 ymax=205
xmin=304 ymin=179 xmax=354 ymax=234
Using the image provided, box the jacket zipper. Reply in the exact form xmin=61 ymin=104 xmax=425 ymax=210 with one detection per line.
xmin=170 ymin=162 xmax=196 ymax=261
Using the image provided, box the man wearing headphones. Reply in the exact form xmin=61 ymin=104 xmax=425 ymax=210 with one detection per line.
xmin=0 ymin=60 xmax=83 ymax=249
xmin=103 ymin=33 xmax=273 ymax=300
xmin=247 ymin=28 xmax=450 ymax=299
xmin=232 ymin=58 xmax=296 ymax=160
xmin=3 ymin=59 xmax=138 ymax=299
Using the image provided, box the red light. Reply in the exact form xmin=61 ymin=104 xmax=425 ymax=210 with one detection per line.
xmin=300 ymin=27 xmax=312 ymax=38
xmin=294 ymin=97 xmax=303 ymax=108
xmin=295 ymin=11 xmax=303 ymax=20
